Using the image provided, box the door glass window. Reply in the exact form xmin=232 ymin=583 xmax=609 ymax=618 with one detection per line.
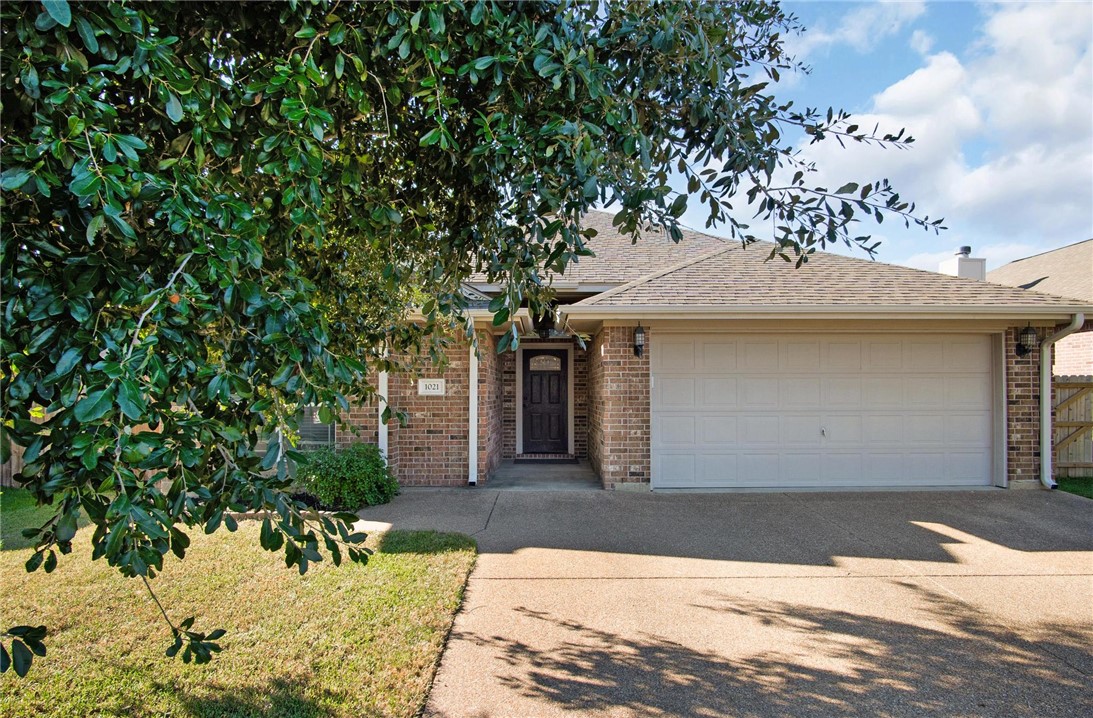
xmin=529 ymin=354 xmax=562 ymax=371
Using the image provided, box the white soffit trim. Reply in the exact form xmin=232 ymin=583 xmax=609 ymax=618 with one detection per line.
xmin=561 ymin=304 xmax=1093 ymax=321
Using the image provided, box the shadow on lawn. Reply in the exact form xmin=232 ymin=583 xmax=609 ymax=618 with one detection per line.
xmin=453 ymin=583 xmax=1092 ymax=718
xmin=172 ymin=675 xmax=336 ymax=718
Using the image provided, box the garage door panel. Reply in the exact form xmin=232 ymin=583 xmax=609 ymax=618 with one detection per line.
xmin=822 ymin=453 xmax=863 ymax=482
xmin=698 ymin=377 xmax=737 ymax=408
xmin=657 ymin=416 xmax=697 ymax=446
xmin=744 ymin=341 xmax=779 ymax=370
xmin=701 ymin=342 xmax=737 ymax=371
xmin=656 ymin=339 xmax=695 ymax=371
xmin=865 ymin=415 xmax=904 ymax=444
xmin=698 ymin=455 xmax=738 ymax=484
xmin=948 ymin=340 xmax=991 ymax=370
xmin=784 ymin=341 xmax=820 ymax=370
xmin=781 ymin=377 xmax=820 ymax=408
xmin=823 ymin=377 xmax=862 ymax=407
xmin=657 ymin=377 xmax=695 ymax=408
xmin=822 ymin=416 xmax=863 ymax=444
xmin=906 ymin=415 xmax=945 ymax=443
xmin=741 ymin=416 xmax=779 ymax=444
xmin=945 ymin=414 xmax=991 ymax=444
xmin=742 ymin=378 xmax=779 ymax=407
xmin=864 ymin=377 xmax=903 ymax=407
xmin=908 ymin=341 xmax=945 ymax=370
xmin=784 ymin=453 xmax=822 ymax=481
xmin=866 ymin=342 xmax=904 ymax=370
xmin=652 ymin=333 xmax=994 ymax=489
xmin=947 ymin=375 xmax=991 ymax=406
xmin=825 ymin=341 xmax=863 ymax=371
xmin=782 ymin=416 xmax=822 ymax=446
xmin=948 ymin=452 xmax=992 ymax=483
xmin=700 ymin=416 xmax=738 ymax=445
xmin=905 ymin=377 xmax=946 ymax=407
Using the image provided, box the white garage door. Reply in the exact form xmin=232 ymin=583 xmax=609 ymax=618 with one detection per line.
xmin=651 ymin=333 xmax=995 ymax=489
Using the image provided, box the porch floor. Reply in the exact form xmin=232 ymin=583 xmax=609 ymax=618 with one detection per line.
xmin=485 ymin=459 xmax=601 ymax=491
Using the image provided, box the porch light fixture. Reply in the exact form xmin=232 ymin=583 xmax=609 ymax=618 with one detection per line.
xmin=1016 ymin=325 xmax=1038 ymax=357
xmin=633 ymin=323 xmax=646 ymax=357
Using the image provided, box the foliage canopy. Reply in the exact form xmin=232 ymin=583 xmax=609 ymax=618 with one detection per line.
xmin=0 ymin=0 xmax=939 ymax=667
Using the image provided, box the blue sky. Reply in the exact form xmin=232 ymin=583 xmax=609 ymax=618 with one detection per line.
xmin=678 ymin=1 xmax=1093 ymax=272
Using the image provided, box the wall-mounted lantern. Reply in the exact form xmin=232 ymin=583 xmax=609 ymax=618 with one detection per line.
xmin=633 ymin=323 xmax=646 ymax=357
xmin=1016 ymin=325 xmax=1038 ymax=357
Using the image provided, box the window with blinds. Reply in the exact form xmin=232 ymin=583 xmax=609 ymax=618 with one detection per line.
xmin=298 ymin=406 xmax=336 ymax=449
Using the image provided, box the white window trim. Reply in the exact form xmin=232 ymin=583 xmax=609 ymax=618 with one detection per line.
xmin=515 ymin=341 xmax=575 ymax=456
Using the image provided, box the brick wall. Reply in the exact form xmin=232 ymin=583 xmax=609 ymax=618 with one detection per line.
xmin=590 ymin=325 xmax=650 ymax=488
xmin=1053 ymin=321 xmax=1093 ymax=376
xmin=1005 ymin=326 xmax=1041 ymax=484
xmin=587 ymin=330 xmax=605 ymax=478
xmin=477 ymin=331 xmax=504 ymax=481
xmin=385 ymin=342 xmax=471 ymax=486
xmin=501 ymin=350 xmax=517 ymax=458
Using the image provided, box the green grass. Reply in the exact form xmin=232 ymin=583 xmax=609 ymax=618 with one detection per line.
xmin=0 ymin=488 xmax=476 ymax=718
xmin=1056 ymin=476 xmax=1093 ymax=499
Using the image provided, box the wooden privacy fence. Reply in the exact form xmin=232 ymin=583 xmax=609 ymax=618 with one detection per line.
xmin=1054 ymin=375 xmax=1093 ymax=478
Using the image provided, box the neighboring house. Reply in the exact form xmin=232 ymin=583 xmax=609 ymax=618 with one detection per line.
xmin=325 ymin=211 xmax=1091 ymax=491
xmin=987 ymin=239 xmax=1093 ymax=376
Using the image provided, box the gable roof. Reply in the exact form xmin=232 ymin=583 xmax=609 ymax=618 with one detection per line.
xmin=986 ymin=239 xmax=1093 ymax=302
xmin=566 ymin=239 xmax=1091 ymax=318
xmin=468 ymin=210 xmax=728 ymax=287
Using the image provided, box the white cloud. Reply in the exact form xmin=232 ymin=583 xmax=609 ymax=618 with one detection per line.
xmin=787 ymin=1 xmax=927 ymax=59
xmin=790 ymin=2 xmax=1093 ymax=269
xmin=909 ymin=29 xmax=934 ymax=56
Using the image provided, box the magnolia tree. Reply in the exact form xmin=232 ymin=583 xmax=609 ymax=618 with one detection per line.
xmin=0 ymin=0 xmax=940 ymax=674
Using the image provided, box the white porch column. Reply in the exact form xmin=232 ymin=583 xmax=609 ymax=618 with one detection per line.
xmin=377 ymin=370 xmax=389 ymax=462
xmin=468 ymin=342 xmax=479 ymax=485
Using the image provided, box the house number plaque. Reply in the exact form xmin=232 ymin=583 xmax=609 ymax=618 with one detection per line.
xmin=418 ymin=379 xmax=445 ymax=396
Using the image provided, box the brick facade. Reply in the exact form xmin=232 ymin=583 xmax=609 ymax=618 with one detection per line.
xmin=587 ymin=324 xmax=650 ymax=489
xmin=331 ymin=322 xmax=1052 ymax=490
xmin=1053 ymin=320 xmax=1093 ymax=376
xmin=385 ymin=342 xmax=471 ymax=486
xmin=1004 ymin=326 xmax=1041 ymax=484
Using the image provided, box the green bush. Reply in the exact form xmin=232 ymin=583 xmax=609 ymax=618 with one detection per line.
xmin=295 ymin=443 xmax=399 ymax=510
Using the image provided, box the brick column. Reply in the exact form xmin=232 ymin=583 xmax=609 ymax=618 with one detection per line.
xmin=1005 ymin=327 xmax=1041 ymax=485
xmin=590 ymin=324 xmax=650 ymax=489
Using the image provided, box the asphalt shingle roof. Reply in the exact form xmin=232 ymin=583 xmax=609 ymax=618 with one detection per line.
xmin=986 ymin=239 xmax=1093 ymax=302
xmin=469 ymin=210 xmax=728 ymax=285
xmin=576 ymin=240 xmax=1090 ymax=309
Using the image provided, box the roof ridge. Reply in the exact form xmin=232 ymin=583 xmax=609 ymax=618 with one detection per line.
xmin=991 ymin=238 xmax=1093 ymax=267
xmin=575 ymin=244 xmax=735 ymax=306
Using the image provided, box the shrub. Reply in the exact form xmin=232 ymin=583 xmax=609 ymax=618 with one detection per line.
xmin=295 ymin=443 xmax=399 ymax=510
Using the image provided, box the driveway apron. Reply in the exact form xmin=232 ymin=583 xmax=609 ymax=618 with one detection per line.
xmin=360 ymin=489 xmax=1093 ymax=718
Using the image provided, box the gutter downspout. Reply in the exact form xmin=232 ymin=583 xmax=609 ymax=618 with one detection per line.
xmin=1039 ymin=313 xmax=1085 ymax=489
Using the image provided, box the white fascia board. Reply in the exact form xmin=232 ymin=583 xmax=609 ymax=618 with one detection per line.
xmin=561 ymin=304 xmax=1093 ymax=322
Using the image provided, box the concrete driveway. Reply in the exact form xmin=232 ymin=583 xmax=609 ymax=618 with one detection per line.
xmin=359 ymin=489 xmax=1093 ymax=717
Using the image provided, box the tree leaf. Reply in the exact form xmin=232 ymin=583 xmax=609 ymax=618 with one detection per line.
xmin=165 ymin=92 xmax=183 ymax=123
xmin=42 ymin=0 xmax=71 ymax=27
xmin=74 ymin=388 xmax=114 ymax=423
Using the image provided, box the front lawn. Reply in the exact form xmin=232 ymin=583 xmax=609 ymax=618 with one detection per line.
xmin=0 ymin=488 xmax=475 ymax=718
xmin=1057 ymin=476 xmax=1093 ymax=499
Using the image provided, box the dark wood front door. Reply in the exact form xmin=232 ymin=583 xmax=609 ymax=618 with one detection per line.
xmin=523 ymin=350 xmax=568 ymax=454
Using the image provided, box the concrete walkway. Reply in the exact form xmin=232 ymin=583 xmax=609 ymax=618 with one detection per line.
xmin=360 ymin=489 xmax=1093 ymax=717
